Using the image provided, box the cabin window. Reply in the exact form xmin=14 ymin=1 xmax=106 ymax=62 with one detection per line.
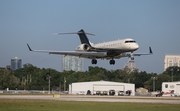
xmin=165 ymin=84 xmax=168 ymax=88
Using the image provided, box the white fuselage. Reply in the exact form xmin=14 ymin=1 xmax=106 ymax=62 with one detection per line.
xmin=76 ymin=38 xmax=139 ymax=52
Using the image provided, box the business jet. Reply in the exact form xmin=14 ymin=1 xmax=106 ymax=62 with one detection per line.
xmin=27 ymin=29 xmax=152 ymax=65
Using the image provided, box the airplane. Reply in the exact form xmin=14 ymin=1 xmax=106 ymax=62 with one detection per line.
xmin=27 ymin=29 xmax=152 ymax=65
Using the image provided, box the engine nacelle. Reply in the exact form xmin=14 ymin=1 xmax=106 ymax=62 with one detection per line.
xmin=76 ymin=43 xmax=91 ymax=51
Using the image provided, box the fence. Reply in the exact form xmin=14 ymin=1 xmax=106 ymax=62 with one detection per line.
xmin=0 ymin=90 xmax=160 ymax=97
xmin=0 ymin=90 xmax=68 ymax=94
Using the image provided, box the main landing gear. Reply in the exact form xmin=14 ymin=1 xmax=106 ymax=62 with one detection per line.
xmin=91 ymin=59 xmax=97 ymax=64
xmin=91 ymin=59 xmax=115 ymax=65
xmin=109 ymin=59 xmax=115 ymax=65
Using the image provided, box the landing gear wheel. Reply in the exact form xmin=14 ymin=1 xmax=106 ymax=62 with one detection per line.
xmin=109 ymin=60 xmax=115 ymax=65
xmin=91 ymin=59 xmax=97 ymax=64
xmin=131 ymin=57 xmax=134 ymax=60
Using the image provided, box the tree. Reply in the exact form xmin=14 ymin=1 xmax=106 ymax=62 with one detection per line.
xmin=1 ymin=64 xmax=178 ymax=91
xmin=131 ymin=71 xmax=151 ymax=88
xmin=156 ymin=73 xmax=171 ymax=91
xmin=163 ymin=66 xmax=180 ymax=82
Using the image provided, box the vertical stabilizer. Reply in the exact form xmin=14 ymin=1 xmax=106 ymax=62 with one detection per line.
xmin=77 ymin=29 xmax=91 ymax=46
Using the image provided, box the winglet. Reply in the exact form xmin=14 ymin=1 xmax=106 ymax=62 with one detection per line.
xmin=149 ymin=47 xmax=153 ymax=54
xmin=27 ymin=44 xmax=33 ymax=51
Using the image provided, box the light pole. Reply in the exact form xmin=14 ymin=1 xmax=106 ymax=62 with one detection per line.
xmin=64 ymin=77 xmax=66 ymax=92
xmin=171 ymin=69 xmax=173 ymax=82
xmin=47 ymin=75 xmax=51 ymax=94
xmin=171 ymin=68 xmax=179 ymax=82
xmin=46 ymin=69 xmax=51 ymax=94
xmin=177 ymin=69 xmax=180 ymax=82
xmin=151 ymin=77 xmax=157 ymax=92
xmin=49 ymin=77 xmax=50 ymax=93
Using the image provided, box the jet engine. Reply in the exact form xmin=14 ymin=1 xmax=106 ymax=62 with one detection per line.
xmin=76 ymin=43 xmax=91 ymax=51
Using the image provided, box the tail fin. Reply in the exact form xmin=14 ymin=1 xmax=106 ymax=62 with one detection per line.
xmin=77 ymin=29 xmax=91 ymax=45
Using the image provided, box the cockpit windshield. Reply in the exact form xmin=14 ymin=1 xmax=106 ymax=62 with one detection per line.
xmin=125 ymin=41 xmax=136 ymax=43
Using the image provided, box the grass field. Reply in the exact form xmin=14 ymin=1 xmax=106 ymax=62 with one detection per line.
xmin=0 ymin=99 xmax=179 ymax=111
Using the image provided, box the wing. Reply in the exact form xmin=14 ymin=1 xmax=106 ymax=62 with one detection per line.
xmin=27 ymin=44 xmax=107 ymax=58
xmin=106 ymin=47 xmax=153 ymax=60
xmin=126 ymin=47 xmax=153 ymax=57
xmin=27 ymin=44 xmax=152 ymax=60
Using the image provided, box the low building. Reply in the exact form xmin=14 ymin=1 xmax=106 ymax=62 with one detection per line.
xmin=69 ymin=80 xmax=135 ymax=96
xmin=136 ymin=87 xmax=148 ymax=93
xmin=162 ymin=82 xmax=180 ymax=96
xmin=135 ymin=87 xmax=150 ymax=96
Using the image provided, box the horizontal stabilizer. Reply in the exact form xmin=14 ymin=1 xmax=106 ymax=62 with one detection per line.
xmin=131 ymin=47 xmax=153 ymax=57
xmin=54 ymin=30 xmax=95 ymax=36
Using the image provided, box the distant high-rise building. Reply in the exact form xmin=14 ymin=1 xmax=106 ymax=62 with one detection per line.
xmin=11 ymin=57 xmax=22 ymax=71
xmin=127 ymin=60 xmax=136 ymax=69
xmin=124 ymin=58 xmax=136 ymax=71
xmin=164 ymin=55 xmax=180 ymax=71
xmin=62 ymin=55 xmax=83 ymax=72
xmin=6 ymin=65 xmax=11 ymax=69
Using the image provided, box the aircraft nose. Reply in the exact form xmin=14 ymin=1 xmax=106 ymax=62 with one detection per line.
xmin=135 ymin=44 xmax=139 ymax=50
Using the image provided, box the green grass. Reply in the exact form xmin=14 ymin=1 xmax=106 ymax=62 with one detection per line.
xmin=0 ymin=99 xmax=179 ymax=111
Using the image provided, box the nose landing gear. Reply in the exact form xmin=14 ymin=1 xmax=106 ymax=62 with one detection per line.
xmin=130 ymin=52 xmax=134 ymax=60
xmin=131 ymin=57 xmax=134 ymax=60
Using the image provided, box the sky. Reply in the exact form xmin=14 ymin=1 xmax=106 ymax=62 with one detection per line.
xmin=0 ymin=0 xmax=180 ymax=74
